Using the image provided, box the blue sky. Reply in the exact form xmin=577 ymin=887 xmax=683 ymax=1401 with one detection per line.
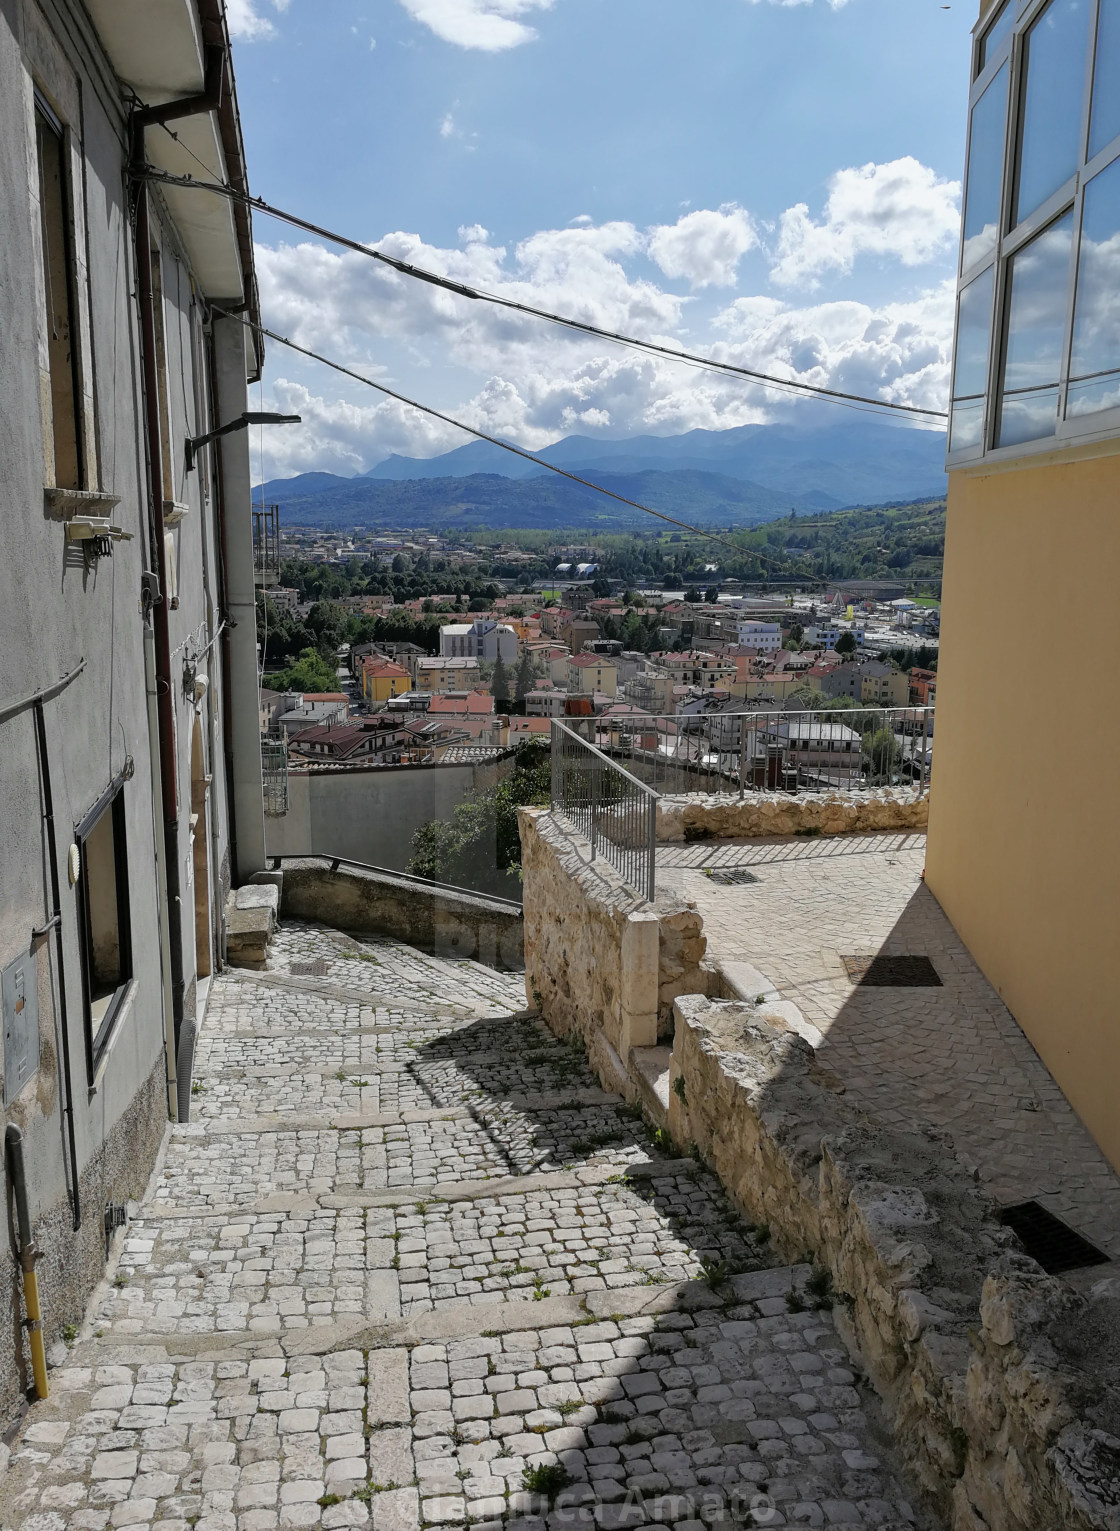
xmin=226 ymin=0 xmax=976 ymax=480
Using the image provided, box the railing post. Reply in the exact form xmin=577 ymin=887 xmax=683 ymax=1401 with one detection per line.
xmin=647 ymin=793 xmax=657 ymax=903
xmin=590 ymin=757 xmax=598 ymax=862
xmin=738 ymin=719 xmax=748 ymax=800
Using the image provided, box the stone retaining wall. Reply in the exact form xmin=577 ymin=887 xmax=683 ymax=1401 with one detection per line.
xmin=657 ymin=787 xmax=929 ymax=842
xmin=519 ymin=809 xmax=708 ymax=1063
xmin=665 ymin=994 xmax=1120 ymax=1531
xmin=280 ymin=858 xmax=524 ymax=970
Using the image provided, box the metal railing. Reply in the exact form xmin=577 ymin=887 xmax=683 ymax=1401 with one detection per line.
xmin=551 ymin=720 xmax=659 ymax=902
xmin=566 ymin=704 xmax=934 ymax=800
xmin=261 ymin=733 xmax=290 ymax=817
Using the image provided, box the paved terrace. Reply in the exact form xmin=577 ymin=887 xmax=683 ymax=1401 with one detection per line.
xmin=0 ymin=924 xmax=928 ymax=1531
xmin=658 ymin=831 xmax=1120 ymax=1272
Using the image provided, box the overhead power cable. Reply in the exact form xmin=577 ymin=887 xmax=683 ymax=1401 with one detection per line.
xmin=211 ymin=304 xmax=824 ymax=579
xmin=139 ymin=163 xmax=948 ymax=423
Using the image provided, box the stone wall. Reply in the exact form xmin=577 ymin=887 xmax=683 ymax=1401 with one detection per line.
xmin=280 ymin=858 xmax=524 ymax=971
xmin=519 ymin=810 xmax=708 ymax=1067
xmin=665 ymin=995 xmax=1120 ymax=1531
xmin=657 ymin=787 xmax=929 ymax=843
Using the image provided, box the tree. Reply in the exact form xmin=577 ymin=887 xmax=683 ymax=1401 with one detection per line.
xmin=514 ymin=650 xmax=536 ymax=703
xmin=684 ymin=587 xmax=702 ymax=604
xmin=788 ymin=623 xmax=804 ymax=645
xmin=835 ymin=631 xmax=858 ymax=656
xmin=591 ymin=576 xmax=611 ymax=598
xmin=408 ymin=741 xmax=551 ymax=895
xmin=705 ymin=585 xmax=720 ymax=604
xmin=272 ymin=647 xmax=337 ymax=694
xmin=491 ymin=652 xmax=511 ymax=705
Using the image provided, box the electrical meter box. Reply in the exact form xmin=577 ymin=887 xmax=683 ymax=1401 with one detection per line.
xmin=2 ymin=951 xmax=41 ymax=1105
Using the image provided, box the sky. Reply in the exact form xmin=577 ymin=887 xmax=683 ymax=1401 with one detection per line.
xmin=225 ymin=0 xmax=977 ymax=482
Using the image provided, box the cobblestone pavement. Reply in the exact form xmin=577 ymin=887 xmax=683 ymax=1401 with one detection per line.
xmin=0 ymin=922 xmax=928 ymax=1531
xmin=659 ymin=833 xmax=1120 ymax=1266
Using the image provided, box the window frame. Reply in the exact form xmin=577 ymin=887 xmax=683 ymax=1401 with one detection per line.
xmin=74 ymin=776 xmax=133 ymax=1082
xmin=34 ymin=89 xmax=86 ymax=491
xmin=949 ymin=0 xmax=1120 ymax=467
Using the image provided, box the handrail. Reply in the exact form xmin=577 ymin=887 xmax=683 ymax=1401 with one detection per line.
xmin=267 ymin=852 xmax=524 ymax=912
xmin=550 ymin=720 xmax=660 ymax=799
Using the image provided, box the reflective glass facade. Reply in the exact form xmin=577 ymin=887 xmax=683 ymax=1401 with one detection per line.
xmin=949 ymin=0 xmax=1120 ymax=460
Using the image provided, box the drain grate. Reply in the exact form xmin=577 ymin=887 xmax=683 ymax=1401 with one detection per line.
xmin=998 ymin=1201 xmax=1110 ymax=1275
xmin=290 ymin=959 xmax=329 ymax=978
xmin=842 ymin=954 xmax=942 ymax=987
xmin=703 ymin=868 xmax=761 ymax=887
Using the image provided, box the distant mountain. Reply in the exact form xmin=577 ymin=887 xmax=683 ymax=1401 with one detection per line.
xmin=362 ymin=418 xmax=948 ymax=507
xmin=253 ymin=468 xmax=836 ymax=531
xmin=253 ymin=417 xmax=948 ymax=530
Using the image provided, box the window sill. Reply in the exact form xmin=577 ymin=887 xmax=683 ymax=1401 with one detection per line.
xmin=45 ymin=487 xmax=121 ymax=521
xmin=88 ymin=978 xmax=138 ymax=1098
xmin=163 ymin=499 xmax=190 ymax=526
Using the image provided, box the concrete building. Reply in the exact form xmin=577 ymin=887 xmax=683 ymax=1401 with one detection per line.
xmin=566 ymin=653 xmax=619 ymax=698
xmin=0 ymin=0 xmax=265 ymax=1420
xmin=414 ymin=657 xmax=482 ymax=693
xmin=823 ymin=661 xmax=909 ymax=708
xmin=929 ymin=0 xmax=1120 ymax=1173
xmin=360 ymin=657 xmax=411 ymax=704
xmin=439 ymin=619 xmax=518 ymax=665
xmin=736 ymin=621 xmax=783 ymax=653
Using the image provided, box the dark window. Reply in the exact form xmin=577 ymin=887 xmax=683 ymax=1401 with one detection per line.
xmin=1014 ymin=0 xmax=1092 ymax=226
xmin=75 ymin=781 xmax=132 ymax=1078
xmin=34 ymin=95 xmax=83 ymax=490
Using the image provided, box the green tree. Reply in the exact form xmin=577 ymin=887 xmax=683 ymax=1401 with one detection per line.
xmin=408 ymin=741 xmax=551 ymax=895
xmin=705 ymin=585 xmax=720 ymax=604
xmin=514 ymin=650 xmax=536 ymax=703
xmin=272 ymin=647 xmax=338 ymax=694
xmin=684 ymin=586 xmax=702 ymax=604
xmin=491 ymin=652 xmax=511 ymax=705
xmin=835 ymin=631 xmax=858 ymax=656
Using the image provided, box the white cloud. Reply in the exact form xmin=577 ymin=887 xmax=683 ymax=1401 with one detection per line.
xmin=397 ymin=0 xmax=554 ymax=50
xmin=771 ymin=156 xmax=961 ymax=288
xmin=254 ymin=202 xmax=952 ymax=478
xmin=647 ymin=206 xmax=757 ymax=289
xmin=226 ymin=0 xmax=288 ymax=40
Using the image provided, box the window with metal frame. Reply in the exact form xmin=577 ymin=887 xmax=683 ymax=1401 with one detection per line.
xmin=948 ymin=0 xmax=1120 ymax=464
xmin=74 ymin=780 xmax=132 ymax=1078
xmin=34 ymin=92 xmax=84 ymax=490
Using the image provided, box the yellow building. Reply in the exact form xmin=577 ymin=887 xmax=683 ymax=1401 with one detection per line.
xmin=927 ymin=0 xmax=1120 ymax=1171
xmin=361 ymin=659 xmax=411 ymax=704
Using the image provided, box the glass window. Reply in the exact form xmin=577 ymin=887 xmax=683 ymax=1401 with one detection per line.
xmin=978 ymin=0 xmax=1014 ymax=73
xmin=1068 ymin=157 xmax=1120 ymax=416
xmin=962 ymin=64 xmax=1009 ymax=271
xmin=35 ymin=101 xmax=84 ymax=490
xmin=76 ymin=782 xmax=133 ymax=1078
xmin=1014 ymin=0 xmax=1092 ymax=226
xmin=997 ymin=212 xmax=1075 ymax=445
xmin=950 ymin=266 xmax=995 ymax=451
xmin=1089 ymin=0 xmax=1120 ymax=160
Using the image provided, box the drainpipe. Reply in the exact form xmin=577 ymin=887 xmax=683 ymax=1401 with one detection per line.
xmin=134 ymin=186 xmax=186 ymax=1086
xmin=6 ymin=1126 xmax=49 ymax=1400
xmin=130 ymin=61 xmax=227 ymax=1102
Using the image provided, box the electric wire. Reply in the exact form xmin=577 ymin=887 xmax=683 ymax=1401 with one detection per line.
xmin=139 ymin=161 xmax=948 ymax=423
xmin=211 ymin=304 xmax=823 ymax=579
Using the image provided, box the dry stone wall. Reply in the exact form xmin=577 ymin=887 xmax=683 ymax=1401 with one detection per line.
xmin=657 ymin=787 xmax=929 ymax=843
xmin=666 ymin=994 xmax=1120 ymax=1531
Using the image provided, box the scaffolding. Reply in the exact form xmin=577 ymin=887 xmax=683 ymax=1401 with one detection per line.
xmin=261 ymin=732 xmax=289 ymax=816
xmin=253 ymin=502 xmax=281 ymax=588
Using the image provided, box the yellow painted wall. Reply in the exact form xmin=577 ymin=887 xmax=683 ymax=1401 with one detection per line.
xmin=926 ymin=452 xmax=1120 ymax=1172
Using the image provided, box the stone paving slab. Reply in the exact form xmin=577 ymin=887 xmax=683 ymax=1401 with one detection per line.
xmin=0 ymin=921 xmax=930 ymax=1531
xmin=659 ymin=832 xmax=1120 ymax=1264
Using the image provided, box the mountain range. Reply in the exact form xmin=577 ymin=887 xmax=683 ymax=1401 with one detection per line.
xmin=257 ymin=417 xmax=948 ymax=530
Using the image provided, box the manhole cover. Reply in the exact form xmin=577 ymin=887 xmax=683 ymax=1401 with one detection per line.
xmin=842 ymin=955 xmax=942 ymax=987
xmin=998 ymin=1201 xmax=1110 ymax=1275
xmin=703 ymin=868 xmax=761 ymax=886
xmin=290 ymin=959 xmax=329 ymax=978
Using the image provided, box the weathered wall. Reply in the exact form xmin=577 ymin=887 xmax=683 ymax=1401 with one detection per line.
xmin=519 ymin=810 xmax=708 ymax=1064
xmin=927 ymin=452 xmax=1120 ymax=1173
xmin=666 ymin=995 xmax=1120 ymax=1531
xmin=266 ymin=757 xmax=514 ymax=878
xmin=658 ymin=788 xmax=929 ymax=842
xmin=279 ymin=859 xmax=524 ymax=970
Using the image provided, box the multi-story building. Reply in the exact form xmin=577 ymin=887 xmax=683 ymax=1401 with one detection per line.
xmin=414 ymin=657 xmax=483 ymax=693
xmin=439 ymin=620 xmax=518 ymax=665
xmin=566 ymin=653 xmax=619 ymax=698
xmin=736 ymin=621 xmax=783 ymax=653
xmin=909 ymin=667 xmax=938 ymax=706
xmin=361 ymin=657 xmax=411 ymax=704
xmin=929 ymin=0 xmax=1120 ymax=1172
xmin=654 ymin=651 xmax=738 ymax=692
xmin=823 ymin=661 xmax=909 ymax=708
xmin=0 ymin=0 xmax=265 ymax=1416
